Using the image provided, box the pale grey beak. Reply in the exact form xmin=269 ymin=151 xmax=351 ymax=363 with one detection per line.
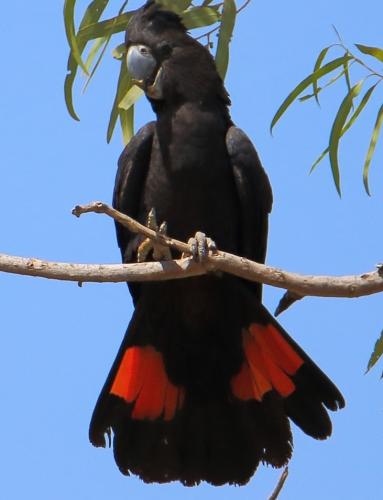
xmin=126 ymin=44 xmax=164 ymax=100
xmin=126 ymin=45 xmax=156 ymax=82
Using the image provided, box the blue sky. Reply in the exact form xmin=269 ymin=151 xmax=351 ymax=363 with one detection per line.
xmin=1 ymin=1 xmax=382 ymax=499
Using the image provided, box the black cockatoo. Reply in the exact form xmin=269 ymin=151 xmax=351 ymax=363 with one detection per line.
xmin=89 ymin=1 xmax=344 ymax=486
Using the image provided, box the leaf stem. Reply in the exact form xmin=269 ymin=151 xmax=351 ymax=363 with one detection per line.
xmin=195 ymin=0 xmax=252 ymax=44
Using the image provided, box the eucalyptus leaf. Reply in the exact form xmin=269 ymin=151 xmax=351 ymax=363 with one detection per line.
xmin=363 ymin=104 xmax=383 ymax=195
xmin=310 ymin=82 xmax=378 ymax=173
xmin=107 ymin=60 xmax=130 ymax=143
xmin=300 ymin=67 xmax=347 ymax=102
xmin=83 ymin=36 xmax=111 ymax=93
xmin=83 ymin=2 xmax=129 ymax=95
xmin=78 ymin=12 xmax=133 ymax=41
xmin=182 ymin=7 xmax=220 ymax=30
xmin=85 ymin=37 xmax=107 ymax=71
xmin=64 ymin=0 xmax=89 ymax=75
xmin=215 ymin=0 xmax=236 ymax=80
xmin=366 ymin=330 xmax=383 ymax=373
xmin=112 ymin=43 xmax=127 ymax=60
xmin=312 ymin=46 xmax=331 ymax=105
xmin=355 ymin=44 xmax=383 ymax=63
xmin=64 ymin=0 xmax=109 ymax=120
xmin=156 ymin=0 xmax=193 ymax=13
xmin=342 ymin=83 xmax=378 ymax=136
xmin=119 ymin=106 xmax=134 ymax=145
xmin=328 ymin=80 xmax=363 ymax=195
xmin=310 ymin=148 xmax=329 ymax=173
xmin=64 ymin=62 xmax=81 ymax=120
xmin=271 ymin=55 xmax=352 ymax=133
xmin=118 ymin=85 xmax=145 ymax=111
xmin=343 ymin=58 xmax=352 ymax=96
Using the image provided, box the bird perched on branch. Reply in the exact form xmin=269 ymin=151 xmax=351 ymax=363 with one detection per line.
xmin=89 ymin=0 xmax=344 ymax=486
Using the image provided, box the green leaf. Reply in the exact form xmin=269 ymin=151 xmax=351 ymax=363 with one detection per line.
xmin=366 ymin=330 xmax=383 ymax=373
xmin=178 ymin=0 xmax=193 ymax=10
xmin=80 ymin=0 xmax=109 ymax=25
xmin=83 ymin=36 xmax=111 ymax=93
xmin=118 ymin=85 xmax=144 ymax=111
xmin=343 ymin=57 xmax=352 ymax=96
xmin=64 ymin=0 xmax=109 ymax=120
xmin=107 ymin=59 xmax=130 ymax=143
xmin=310 ymin=83 xmax=378 ymax=173
xmin=119 ymin=106 xmax=134 ymax=145
xmin=342 ymin=83 xmax=378 ymax=136
xmin=298 ymin=94 xmax=314 ymax=102
xmin=215 ymin=0 xmax=236 ymax=80
xmin=84 ymin=36 xmax=107 ymax=72
xmin=312 ymin=46 xmax=331 ymax=105
xmin=83 ymin=1 xmax=129 ymax=94
xmin=64 ymin=62 xmax=81 ymax=120
xmin=355 ymin=44 xmax=383 ymax=63
xmin=77 ymin=12 xmax=133 ymax=41
xmin=82 ymin=2 xmax=130 ymax=97
xmin=270 ymin=55 xmax=352 ymax=133
xmin=181 ymin=7 xmax=220 ymax=30
xmin=64 ymin=0 xmax=89 ymax=75
xmin=156 ymin=0 xmax=193 ymax=13
xmin=112 ymin=43 xmax=126 ymax=60
xmin=300 ymin=67 xmax=347 ymax=102
xmin=363 ymin=103 xmax=383 ymax=195
xmin=328 ymin=80 xmax=364 ymax=195
xmin=310 ymin=148 xmax=329 ymax=172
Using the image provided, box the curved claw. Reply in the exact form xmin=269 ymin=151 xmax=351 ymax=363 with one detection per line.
xmin=185 ymin=231 xmax=217 ymax=262
xmin=137 ymin=208 xmax=172 ymax=262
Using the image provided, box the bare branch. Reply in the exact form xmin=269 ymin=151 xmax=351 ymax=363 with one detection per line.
xmin=268 ymin=467 xmax=289 ymax=500
xmin=1 ymin=250 xmax=382 ymax=298
xmin=72 ymin=201 xmax=191 ymax=254
xmin=1 ymin=200 xmax=383 ymax=300
xmin=0 ymin=253 xmax=205 ymax=284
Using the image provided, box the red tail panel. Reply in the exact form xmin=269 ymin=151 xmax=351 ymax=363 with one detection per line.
xmin=110 ymin=346 xmax=184 ymax=421
xmin=231 ymin=361 xmax=255 ymax=400
xmin=243 ymin=333 xmax=273 ymax=400
xmin=232 ymin=323 xmax=304 ymax=401
xmin=110 ymin=347 xmax=144 ymax=402
xmin=250 ymin=323 xmax=303 ymax=375
xmin=132 ymin=348 xmax=167 ymax=419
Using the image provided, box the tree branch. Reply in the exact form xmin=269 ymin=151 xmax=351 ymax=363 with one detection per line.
xmin=1 ymin=201 xmax=382 ymax=299
xmin=72 ymin=201 xmax=191 ymax=254
xmin=268 ymin=467 xmax=289 ymax=500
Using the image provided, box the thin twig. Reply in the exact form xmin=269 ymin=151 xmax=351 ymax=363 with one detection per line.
xmin=331 ymin=28 xmax=383 ymax=79
xmin=195 ymin=25 xmax=220 ymax=42
xmin=195 ymin=0 xmax=253 ymax=43
xmin=237 ymin=0 xmax=252 ymax=14
xmin=268 ymin=467 xmax=289 ymax=500
xmin=72 ymin=201 xmax=191 ymax=254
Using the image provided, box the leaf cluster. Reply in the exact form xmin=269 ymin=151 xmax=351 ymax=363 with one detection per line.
xmin=64 ymin=0 xmax=241 ymax=143
xmin=271 ymin=39 xmax=383 ymax=375
xmin=271 ymin=39 xmax=383 ymax=196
